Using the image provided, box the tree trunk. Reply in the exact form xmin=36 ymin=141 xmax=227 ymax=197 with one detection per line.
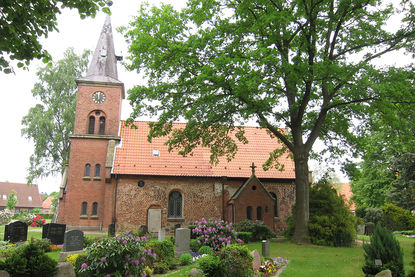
xmin=292 ymin=152 xmax=310 ymax=243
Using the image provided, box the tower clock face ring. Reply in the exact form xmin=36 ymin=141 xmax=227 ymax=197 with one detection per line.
xmin=92 ymin=91 xmax=106 ymax=104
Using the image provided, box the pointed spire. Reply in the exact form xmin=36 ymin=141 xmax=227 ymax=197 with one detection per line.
xmin=79 ymin=15 xmax=121 ymax=83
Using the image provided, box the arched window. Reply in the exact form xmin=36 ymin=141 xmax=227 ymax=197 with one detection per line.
xmin=88 ymin=116 xmax=95 ymax=134
xmin=84 ymin=164 xmax=91 ymax=177
xmin=257 ymin=206 xmax=262 ymax=220
xmin=92 ymin=202 xmax=98 ymax=215
xmin=81 ymin=202 xmax=87 ymax=215
xmin=269 ymin=192 xmax=279 ymax=217
xmin=95 ymin=164 xmax=101 ymax=177
xmin=168 ymin=191 xmax=182 ymax=218
xmin=99 ymin=116 xmax=105 ymax=134
xmin=246 ymin=206 xmax=252 ymax=220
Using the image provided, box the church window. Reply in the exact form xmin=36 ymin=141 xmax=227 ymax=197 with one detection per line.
xmin=85 ymin=164 xmax=91 ymax=177
xmin=81 ymin=202 xmax=87 ymax=215
xmin=28 ymin=196 xmax=32 ymax=201
xmin=168 ymin=191 xmax=182 ymax=218
xmin=88 ymin=116 xmax=95 ymax=134
xmin=99 ymin=117 xmax=105 ymax=134
xmin=95 ymin=164 xmax=101 ymax=177
xmin=246 ymin=206 xmax=252 ymax=220
xmin=269 ymin=192 xmax=279 ymax=217
xmin=92 ymin=202 xmax=98 ymax=215
xmin=257 ymin=206 xmax=262 ymax=220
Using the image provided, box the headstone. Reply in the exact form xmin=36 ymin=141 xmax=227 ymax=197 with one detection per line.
xmin=375 ymin=270 xmax=392 ymax=277
xmin=63 ymin=230 xmax=84 ymax=252
xmin=174 ymin=228 xmax=190 ymax=257
xmin=4 ymin=221 xmax=28 ymax=243
xmin=108 ymin=224 xmax=115 ymax=237
xmin=262 ymin=240 xmax=270 ymax=257
xmin=189 ymin=268 xmax=202 ymax=277
xmin=250 ymin=249 xmax=261 ymax=271
xmin=55 ymin=262 xmax=76 ymax=277
xmin=356 ymin=224 xmax=365 ymax=235
xmin=42 ymin=223 xmax=66 ymax=245
xmin=158 ymin=228 xmax=166 ymax=241
xmin=375 ymin=259 xmax=382 ymax=266
xmin=148 ymin=209 xmax=162 ymax=234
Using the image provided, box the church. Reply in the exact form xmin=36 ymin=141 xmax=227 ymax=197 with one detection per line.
xmin=57 ymin=17 xmax=297 ymax=235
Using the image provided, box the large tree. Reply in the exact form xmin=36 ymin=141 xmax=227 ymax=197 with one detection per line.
xmin=21 ymin=48 xmax=90 ymax=184
xmin=122 ymin=0 xmax=415 ymax=242
xmin=0 ymin=0 xmax=107 ymax=73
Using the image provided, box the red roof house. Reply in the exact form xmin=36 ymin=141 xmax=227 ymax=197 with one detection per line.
xmin=0 ymin=182 xmax=43 ymax=212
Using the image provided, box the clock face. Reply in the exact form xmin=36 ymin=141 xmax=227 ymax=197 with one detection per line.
xmin=92 ymin=91 xmax=106 ymax=104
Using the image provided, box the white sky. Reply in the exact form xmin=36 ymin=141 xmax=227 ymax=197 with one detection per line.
xmin=0 ymin=1 xmax=411 ymax=194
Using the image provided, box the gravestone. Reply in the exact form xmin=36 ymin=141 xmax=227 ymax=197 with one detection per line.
xmin=174 ymin=228 xmax=190 ymax=257
xmin=148 ymin=209 xmax=162 ymax=234
xmin=42 ymin=223 xmax=66 ymax=245
xmin=250 ymin=249 xmax=261 ymax=271
xmin=158 ymin=228 xmax=166 ymax=241
xmin=4 ymin=221 xmax=28 ymax=243
xmin=262 ymin=240 xmax=270 ymax=257
xmin=108 ymin=224 xmax=115 ymax=237
xmin=63 ymin=230 xmax=84 ymax=252
xmin=356 ymin=224 xmax=365 ymax=235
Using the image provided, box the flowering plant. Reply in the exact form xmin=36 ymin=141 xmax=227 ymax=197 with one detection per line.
xmin=0 ymin=209 xmax=13 ymax=224
xmin=192 ymin=218 xmax=242 ymax=251
xmin=30 ymin=215 xmax=46 ymax=227
xmin=256 ymin=257 xmax=288 ymax=276
xmin=77 ymin=233 xmax=156 ymax=277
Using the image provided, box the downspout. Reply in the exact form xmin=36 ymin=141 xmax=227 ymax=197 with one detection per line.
xmin=221 ymin=176 xmax=227 ymax=220
xmin=112 ymin=174 xmax=119 ymax=230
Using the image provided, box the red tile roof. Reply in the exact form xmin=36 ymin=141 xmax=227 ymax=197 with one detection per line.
xmin=42 ymin=196 xmax=54 ymax=209
xmin=113 ymin=121 xmax=295 ymax=179
xmin=338 ymin=183 xmax=355 ymax=211
xmin=0 ymin=182 xmax=43 ymax=209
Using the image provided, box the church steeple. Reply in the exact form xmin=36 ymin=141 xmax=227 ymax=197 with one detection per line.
xmin=79 ymin=16 xmax=121 ymax=83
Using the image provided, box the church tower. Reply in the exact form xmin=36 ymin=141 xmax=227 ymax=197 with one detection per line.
xmin=57 ymin=16 xmax=124 ymax=231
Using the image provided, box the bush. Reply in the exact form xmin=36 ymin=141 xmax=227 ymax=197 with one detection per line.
xmin=83 ymin=236 xmax=101 ymax=248
xmin=73 ymin=253 xmax=89 ymax=276
xmin=192 ymin=218 xmax=242 ymax=251
xmin=153 ymin=261 xmax=169 ymax=274
xmin=198 ymin=254 xmax=223 ymax=277
xmin=76 ymin=233 xmax=155 ymax=277
xmin=29 ymin=238 xmax=51 ymax=253
xmin=285 ymin=175 xmax=356 ymax=247
xmin=15 ymin=211 xmax=35 ymax=224
xmin=188 ymin=225 xmax=198 ymax=239
xmin=0 ymin=209 xmax=13 ymax=224
xmin=199 ymin=245 xmax=213 ymax=255
xmin=179 ymin=253 xmax=193 ymax=265
xmin=0 ymin=242 xmax=58 ymax=277
xmin=146 ymin=239 xmax=177 ymax=270
xmin=190 ymin=239 xmax=199 ymax=252
xmin=364 ymin=207 xmax=383 ymax=224
xmin=382 ymin=203 xmax=415 ymax=231
xmin=236 ymin=231 xmax=253 ymax=243
xmin=408 ymin=242 xmax=415 ymax=277
xmin=65 ymin=253 xmax=80 ymax=266
xmin=234 ymin=220 xmax=275 ymax=241
xmin=30 ymin=215 xmax=46 ymax=227
xmin=220 ymin=244 xmax=253 ymax=277
xmin=362 ymin=223 xmax=404 ymax=277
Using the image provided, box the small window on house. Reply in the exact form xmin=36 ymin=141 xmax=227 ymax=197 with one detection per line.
xmin=257 ymin=206 xmax=262 ymax=220
xmin=28 ymin=196 xmax=32 ymax=201
xmin=152 ymin=150 xmax=160 ymax=157
xmin=81 ymin=202 xmax=87 ymax=215
xmin=168 ymin=191 xmax=182 ymax=218
xmin=92 ymin=202 xmax=98 ymax=215
xmin=85 ymin=164 xmax=91 ymax=177
xmin=2 ymin=195 xmax=6 ymax=200
xmin=88 ymin=116 xmax=95 ymax=134
xmin=246 ymin=206 xmax=252 ymax=220
xmin=99 ymin=116 xmax=105 ymax=134
xmin=95 ymin=164 xmax=101 ymax=177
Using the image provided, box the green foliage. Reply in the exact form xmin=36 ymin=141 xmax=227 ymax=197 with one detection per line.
xmin=179 ymin=253 xmax=193 ymax=266
xmin=0 ymin=242 xmax=57 ymax=277
xmin=123 ymin=0 xmax=415 ymax=243
xmin=190 ymin=239 xmax=199 ymax=252
xmin=408 ymin=242 xmax=415 ymax=277
xmin=286 ymin=175 xmax=356 ymax=247
xmin=388 ymin=153 xmax=415 ymax=211
xmin=362 ymin=223 xmax=404 ymax=277
xmin=364 ymin=208 xmax=383 ymax=224
xmin=219 ymin=244 xmax=254 ymax=277
xmin=146 ymin=239 xmax=177 ymax=270
xmin=365 ymin=222 xmax=375 ymax=236
xmin=381 ymin=203 xmax=415 ymax=231
xmin=73 ymin=253 xmax=89 ymax=276
xmin=198 ymin=254 xmax=223 ymax=277
xmin=0 ymin=209 xmax=13 ymax=224
xmin=29 ymin=238 xmax=51 ymax=253
xmin=21 ymin=48 xmax=90 ymax=184
xmin=82 ymin=236 xmax=101 ymax=249
xmin=234 ymin=220 xmax=275 ymax=241
xmin=6 ymin=190 xmax=18 ymax=211
xmin=199 ymin=245 xmax=213 ymax=255
xmin=65 ymin=253 xmax=80 ymax=266
xmin=236 ymin=231 xmax=253 ymax=243
xmin=0 ymin=0 xmax=108 ymax=73
xmin=15 ymin=211 xmax=35 ymax=224
xmin=152 ymin=261 xmax=169 ymax=274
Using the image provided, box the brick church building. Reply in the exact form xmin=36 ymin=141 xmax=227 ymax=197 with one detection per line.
xmin=57 ymin=17 xmax=297 ymax=234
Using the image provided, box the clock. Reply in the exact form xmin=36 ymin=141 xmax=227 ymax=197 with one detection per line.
xmin=92 ymin=91 xmax=106 ymax=104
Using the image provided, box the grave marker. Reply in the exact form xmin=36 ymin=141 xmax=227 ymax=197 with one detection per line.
xmin=63 ymin=230 xmax=84 ymax=252
xmin=42 ymin=223 xmax=66 ymax=245
xmin=4 ymin=221 xmax=28 ymax=243
xmin=174 ymin=228 xmax=190 ymax=257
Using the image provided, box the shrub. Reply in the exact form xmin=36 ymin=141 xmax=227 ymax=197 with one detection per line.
xmin=190 ymin=239 xmax=199 ymax=252
xmin=146 ymin=239 xmax=174 ymax=262
xmin=362 ymin=223 xmax=404 ymax=277
xmin=237 ymin=231 xmax=253 ymax=243
xmin=408 ymin=242 xmax=415 ymax=277
xmin=65 ymin=253 xmax=80 ymax=266
xmin=73 ymin=253 xmax=89 ymax=275
xmin=0 ymin=242 xmax=58 ymax=277
xmin=179 ymin=253 xmax=193 ymax=265
xmin=192 ymin=218 xmax=242 ymax=251
xmin=234 ymin=220 xmax=275 ymax=241
xmin=188 ymin=225 xmax=198 ymax=239
xmin=76 ymin=233 xmax=155 ymax=277
xmin=364 ymin=207 xmax=383 ymax=224
xmin=199 ymin=245 xmax=213 ymax=255
xmin=0 ymin=209 xmax=13 ymax=224
xmin=198 ymin=254 xmax=223 ymax=277
xmin=15 ymin=211 xmax=35 ymax=224
xmin=30 ymin=215 xmax=46 ymax=227
xmin=220 ymin=244 xmax=253 ymax=277
xmin=29 ymin=238 xmax=51 ymax=253
xmin=83 ymin=235 xmax=101 ymax=248
xmin=153 ymin=261 xmax=169 ymax=274
xmin=382 ymin=203 xmax=415 ymax=231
